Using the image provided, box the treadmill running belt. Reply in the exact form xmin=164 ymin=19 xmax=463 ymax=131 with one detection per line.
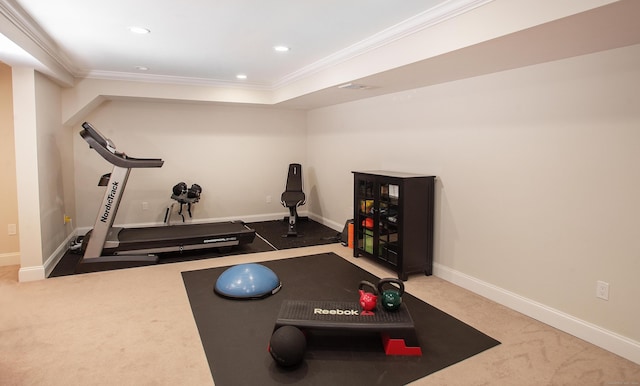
xmin=114 ymin=221 xmax=255 ymax=252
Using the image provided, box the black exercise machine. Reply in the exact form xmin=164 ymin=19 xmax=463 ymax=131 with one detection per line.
xmin=280 ymin=163 xmax=306 ymax=237
xmin=77 ymin=122 xmax=255 ymax=273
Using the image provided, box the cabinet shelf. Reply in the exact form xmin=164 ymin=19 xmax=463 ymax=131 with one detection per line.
xmin=352 ymin=171 xmax=435 ymax=281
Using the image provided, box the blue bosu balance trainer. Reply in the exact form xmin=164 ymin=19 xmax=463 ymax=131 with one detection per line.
xmin=214 ymin=263 xmax=282 ymax=299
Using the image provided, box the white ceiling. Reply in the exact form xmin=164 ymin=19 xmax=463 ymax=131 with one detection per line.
xmin=6 ymin=0 xmax=451 ymax=86
xmin=2 ymin=0 xmax=640 ymax=110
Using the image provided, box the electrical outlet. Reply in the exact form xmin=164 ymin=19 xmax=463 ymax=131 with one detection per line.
xmin=142 ymin=202 xmax=149 ymax=210
xmin=8 ymin=224 xmax=17 ymax=235
xmin=596 ymin=280 xmax=609 ymax=300
xmin=266 ymin=195 xmax=272 ymax=203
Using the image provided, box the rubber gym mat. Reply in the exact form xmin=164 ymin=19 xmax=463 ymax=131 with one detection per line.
xmin=181 ymin=252 xmax=500 ymax=386
xmin=248 ymin=219 xmax=341 ymax=250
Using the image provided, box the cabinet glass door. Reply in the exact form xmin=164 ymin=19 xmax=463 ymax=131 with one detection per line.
xmin=378 ymin=183 xmax=399 ymax=266
xmin=356 ymin=179 xmax=375 ymax=253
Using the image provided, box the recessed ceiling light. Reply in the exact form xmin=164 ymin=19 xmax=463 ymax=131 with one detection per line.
xmin=338 ymin=83 xmax=371 ymax=90
xmin=236 ymin=74 xmax=247 ymax=80
xmin=273 ymin=45 xmax=290 ymax=52
xmin=135 ymin=66 xmax=149 ymax=71
xmin=129 ymin=26 xmax=150 ymax=34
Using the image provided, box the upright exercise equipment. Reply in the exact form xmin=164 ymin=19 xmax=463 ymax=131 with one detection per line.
xmin=280 ymin=163 xmax=305 ymax=237
xmin=77 ymin=122 xmax=255 ymax=273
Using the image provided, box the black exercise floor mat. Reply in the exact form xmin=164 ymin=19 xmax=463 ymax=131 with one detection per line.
xmin=181 ymin=253 xmax=500 ymax=386
xmin=249 ymin=219 xmax=341 ymax=250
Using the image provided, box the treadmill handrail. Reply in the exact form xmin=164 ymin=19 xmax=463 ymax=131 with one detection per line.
xmin=80 ymin=122 xmax=164 ymax=169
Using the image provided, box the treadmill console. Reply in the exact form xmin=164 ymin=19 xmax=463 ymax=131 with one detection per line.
xmin=82 ymin=122 xmax=120 ymax=155
xmin=80 ymin=122 xmax=164 ymax=169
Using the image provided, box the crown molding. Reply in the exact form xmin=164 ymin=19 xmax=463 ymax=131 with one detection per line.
xmin=0 ymin=0 xmax=77 ymax=74
xmin=273 ymin=0 xmax=494 ymax=89
xmin=80 ymin=69 xmax=272 ymax=91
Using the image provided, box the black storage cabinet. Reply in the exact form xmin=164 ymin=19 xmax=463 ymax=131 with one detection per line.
xmin=352 ymin=171 xmax=435 ymax=281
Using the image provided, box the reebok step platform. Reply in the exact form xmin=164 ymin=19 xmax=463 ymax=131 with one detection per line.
xmin=273 ymin=300 xmax=422 ymax=356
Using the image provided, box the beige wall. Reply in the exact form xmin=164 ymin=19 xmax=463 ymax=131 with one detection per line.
xmin=34 ymin=71 xmax=74 ymax=263
xmin=0 ymin=62 xmax=20 ymax=261
xmin=12 ymin=67 xmax=74 ymax=278
xmin=307 ymin=44 xmax=640 ymax=343
xmin=74 ymin=101 xmax=307 ymax=229
xmin=12 ymin=67 xmax=43 ymax=276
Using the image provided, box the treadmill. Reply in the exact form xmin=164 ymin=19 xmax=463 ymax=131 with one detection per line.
xmin=77 ymin=122 xmax=255 ymax=273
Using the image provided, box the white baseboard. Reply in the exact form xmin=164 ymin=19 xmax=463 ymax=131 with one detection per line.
xmin=43 ymin=232 xmax=78 ymax=278
xmin=307 ymin=213 xmax=343 ymax=232
xmin=433 ymin=262 xmax=640 ymax=365
xmin=18 ymin=265 xmax=45 ymax=282
xmin=16 ymin=232 xmax=77 ymax=281
xmin=0 ymin=252 xmax=20 ymax=266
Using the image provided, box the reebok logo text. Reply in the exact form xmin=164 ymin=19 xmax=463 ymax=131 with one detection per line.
xmin=313 ymin=308 xmax=359 ymax=316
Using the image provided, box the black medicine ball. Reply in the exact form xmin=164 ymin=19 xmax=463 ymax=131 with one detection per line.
xmin=269 ymin=326 xmax=306 ymax=367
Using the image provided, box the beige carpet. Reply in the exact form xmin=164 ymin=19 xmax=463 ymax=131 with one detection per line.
xmin=1 ymin=244 xmax=638 ymax=386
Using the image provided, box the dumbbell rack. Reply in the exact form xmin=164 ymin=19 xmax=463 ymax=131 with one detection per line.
xmin=273 ymin=300 xmax=422 ymax=356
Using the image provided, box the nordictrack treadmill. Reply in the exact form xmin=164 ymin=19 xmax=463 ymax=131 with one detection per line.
xmin=77 ymin=122 xmax=255 ymax=273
